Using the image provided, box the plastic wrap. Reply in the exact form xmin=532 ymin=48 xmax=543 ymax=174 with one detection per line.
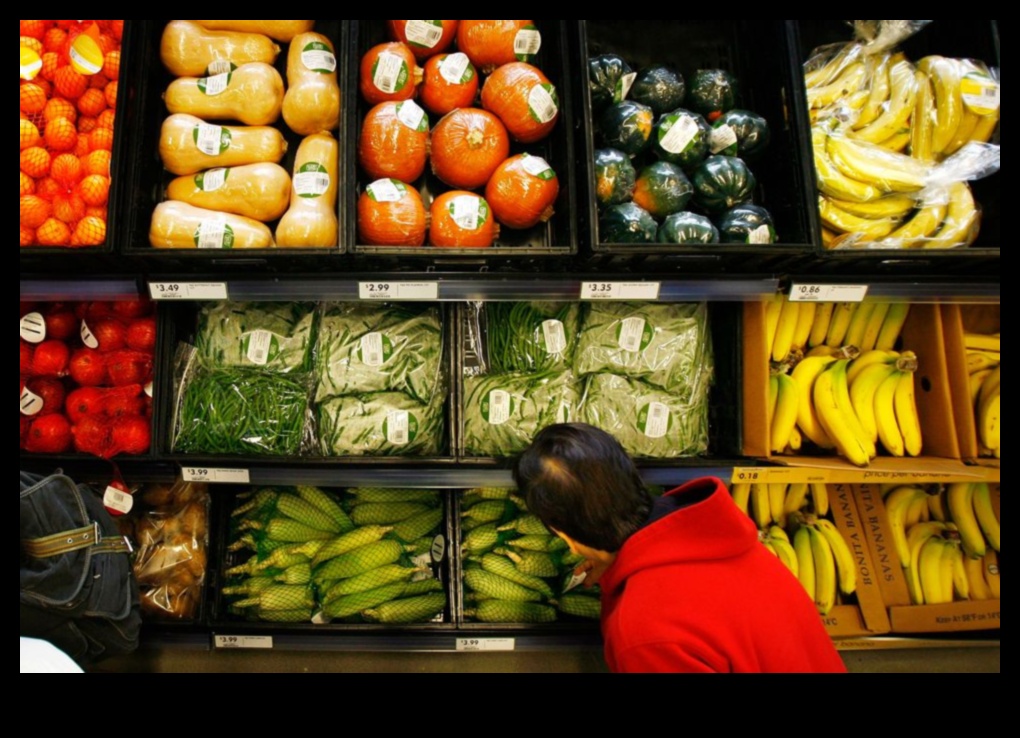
xmin=594 ymin=148 xmax=637 ymax=208
xmin=195 ymin=302 xmax=317 ymax=374
xmin=317 ymin=391 xmax=445 ymax=457
xmin=470 ymin=301 xmax=582 ymax=374
xmin=357 ymin=179 xmax=428 ymax=247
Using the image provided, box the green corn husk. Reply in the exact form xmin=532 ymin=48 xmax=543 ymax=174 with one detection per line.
xmin=506 ymin=535 xmax=568 ymax=553
xmin=221 ymin=576 xmax=276 ymax=598
xmin=231 ymin=489 xmax=280 ymax=519
xmin=467 ymin=600 xmax=558 ymax=624
xmin=402 ymin=578 xmax=444 ymax=597
xmin=261 ymin=518 xmax=337 ymax=543
xmin=349 ymin=488 xmax=442 ymax=505
xmin=461 ymin=500 xmax=515 ymax=525
xmin=295 ymin=486 xmax=355 ymax=533
xmin=504 ymin=550 xmax=561 ymax=578
xmin=464 ymin=570 xmax=545 ymax=603
xmin=231 ymin=584 xmax=315 ymax=612
xmin=323 ymin=565 xmax=423 ymax=601
xmin=391 ymin=508 xmax=444 ymax=543
xmin=497 ymin=515 xmax=550 ymax=536
xmin=273 ymin=563 xmax=312 ymax=585
xmin=313 ymin=540 xmax=406 ymax=581
xmin=464 ymin=488 xmax=513 ymax=500
xmin=480 ymin=554 xmax=555 ymax=598
xmin=556 ymin=593 xmax=602 ymax=620
xmin=462 ymin=524 xmax=506 ymax=557
xmin=351 ymin=503 xmax=431 ymax=526
xmin=311 ymin=526 xmax=395 ymax=568
xmin=323 ymin=582 xmax=411 ymax=620
xmin=252 ymin=609 xmax=315 ymax=623
xmin=362 ymin=592 xmax=447 ymax=624
xmin=276 ymin=494 xmax=345 ymax=534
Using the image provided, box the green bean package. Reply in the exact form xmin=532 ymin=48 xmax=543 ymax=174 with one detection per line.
xmin=317 ymin=392 xmax=446 ymax=457
xmin=463 ymin=371 xmax=583 ymax=458
xmin=315 ymin=304 xmax=444 ymax=405
xmin=574 ymin=302 xmax=712 ymax=395
xmin=581 ymin=373 xmax=711 ymax=459
xmin=196 ymin=302 xmax=318 ymax=374
xmin=480 ymin=302 xmax=582 ymax=374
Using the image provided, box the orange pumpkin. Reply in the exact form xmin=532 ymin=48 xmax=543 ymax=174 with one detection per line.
xmin=420 ymin=52 xmax=479 ymax=116
xmin=358 ymin=100 xmax=430 ymax=183
xmin=486 ymin=154 xmax=559 ymax=230
xmin=481 ymin=62 xmax=559 ymax=144
xmin=358 ymin=179 xmax=427 ymax=246
xmin=429 ymin=191 xmax=498 ymax=248
xmin=387 ymin=20 xmax=458 ymax=60
xmin=456 ymin=20 xmax=540 ymax=74
xmin=359 ymin=42 xmax=423 ymax=105
xmin=430 ymin=108 xmax=510 ymax=190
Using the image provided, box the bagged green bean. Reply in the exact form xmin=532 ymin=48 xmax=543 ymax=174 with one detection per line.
xmin=470 ymin=302 xmax=582 ymax=374
xmin=317 ymin=391 xmax=446 ymax=457
xmin=315 ymin=303 xmax=444 ymax=405
xmin=195 ymin=302 xmax=317 ymax=374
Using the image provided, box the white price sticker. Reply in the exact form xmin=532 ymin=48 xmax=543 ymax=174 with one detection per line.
xmin=581 ymin=282 xmax=661 ymax=301
xmin=199 ymin=168 xmax=228 ymax=193
xmin=181 ymin=468 xmax=251 ymax=484
xmin=20 ymin=312 xmax=47 ymax=344
xmin=386 ymin=410 xmax=410 ymax=446
xmin=513 ymin=28 xmax=542 ymax=56
xmin=618 ymin=317 xmax=647 ymax=352
xmin=196 ymin=124 xmax=226 ymax=156
xmin=214 ymin=636 xmax=273 ymax=650
xmin=486 ymin=390 xmax=511 ymax=426
xmin=710 ymin=124 xmax=739 ymax=154
xmin=790 ymin=284 xmax=870 ymax=303
xmin=563 ymin=571 xmax=588 ymax=594
xmin=451 ymin=195 xmax=481 ymax=230
xmin=456 ymin=638 xmax=516 ymax=652
xmin=144 ymin=382 xmax=153 ymax=399
xmin=618 ymin=72 xmax=637 ymax=102
xmin=149 ymin=283 xmax=229 ymax=301
xmin=103 ymin=486 xmax=134 ymax=515
xmin=396 ymin=99 xmax=426 ymax=131
xmin=528 ymin=84 xmax=558 ymax=124
xmin=246 ymin=330 xmax=274 ymax=366
xmin=20 ymin=386 xmax=44 ymax=416
xmin=405 ymin=20 xmax=444 ymax=48
xmin=366 ymin=179 xmax=403 ymax=203
xmin=439 ymin=52 xmax=470 ymax=85
xmin=642 ymin=402 xmax=670 ymax=439
xmin=541 ymin=319 xmax=566 ymax=354
xmin=200 ymin=72 xmax=230 ymax=96
xmin=358 ymin=282 xmax=439 ymax=301
xmin=521 ymin=154 xmax=553 ymax=178
xmin=361 ymin=333 xmax=385 ymax=367
xmin=660 ymin=116 xmax=699 ymax=154
xmin=373 ymin=51 xmax=405 ymax=95
xmin=80 ymin=320 xmax=99 ymax=349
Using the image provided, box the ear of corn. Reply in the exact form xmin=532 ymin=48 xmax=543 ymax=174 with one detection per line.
xmin=221 ymin=576 xmax=276 ymax=598
xmin=312 ymin=540 xmax=406 ymax=582
xmin=362 ymin=592 xmax=447 ymax=624
xmin=266 ymin=518 xmax=337 ymax=543
xmin=402 ymin=578 xmax=444 ymax=597
xmin=462 ymin=524 xmax=501 ymax=556
xmin=231 ymin=584 xmax=315 ymax=612
xmin=391 ymin=508 xmax=444 ymax=543
xmin=322 ymin=564 xmax=422 ymax=601
xmin=461 ymin=500 xmax=515 ymax=524
xmin=467 ymin=600 xmax=557 ymax=624
xmin=506 ymin=535 xmax=568 ymax=553
xmin=231 ymin=489 xmax=279 ymax=519
xmin=274 ymin=563 xmax=312 ymax=585
xmin=509 ymin=550 xmax=561 ymax=578
xmin=296 ymin=486 xmax=355 ymax=532
xmin=323 ymin=582 xmax=412 ymax=620
xmin=348 ymin=488 xmax=442 ymax=505
xmin=480 ymin=554 xmax=555 ymax=598
xmin=556 ymin=593 xmax=602 ymax=620
xmin=465 ymin=488 xmax=513 ymax=500
xmin=277 ymin=494 xmax=345 ymax=534
xmin=351 ymin=503 xmax=431 ymax=526
xmin=464 ymin=570 xmax=545 ymax=603
xmin=497 ymin=515 xmax=550 ymax=536
xmin=253 ymin=608 xmax=314 ymax=623
xmin=311 ymin=526 xmax=394 ymax=568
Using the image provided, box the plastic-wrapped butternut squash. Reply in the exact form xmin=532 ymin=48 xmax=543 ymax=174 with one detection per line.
xmin=161 ymin=20 xmax=280 ymax=78
xmin=282 ymin=32 xmax=341 ymax=135
xmin=276 ymin=132 xmax=339 ymax=248
xmin=150 ymin=201 xmax=275 ymax=249
xmin=188 ymin=20 xmax=315 ymax=42
xmin=165 ymin=163 xmax=292 ymax=222
xmin=165 ymin=63 xmax=285 ymax=126
xmin=160 ymin=114 xmax=288 ymax=176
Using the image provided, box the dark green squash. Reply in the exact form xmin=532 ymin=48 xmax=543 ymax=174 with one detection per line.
xmin=593 ymin=148 xmax=637 ymax=208
xmin=718 ymin=204 xmax=777 ymax=244
xmin=600 ymin=202 xmax=658 ymax=244
xmin=588 ymin=54 xmax=636 ymax=113
xmin=599 ymin=100 xmax=655 ymax=158
xmin=658 ymin=212 xmax=719 ymax=245
xmin=691 ymin=155 xmax=757 ymax=213
xmin=651 ymin=109 xmax=711 ymax=169
xmin=632 ymin=162 xmax=693 ymax=220
xmin=630 ymin=65 xmax=686 ymax=116
xmin=711 ymin=109 xmax=771 ymax=160
xmin=687 ymin=69 xmax=739 ymax=122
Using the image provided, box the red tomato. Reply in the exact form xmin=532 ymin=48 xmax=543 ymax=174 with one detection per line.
xmin=65 ymin=386 xmax=105 ymax=424
xmin=68 ymin=348 xmax=107 ymax=386
xmin=105 ymin=351 xmax=152 ymax=387
xmin=20 ymin=342 xmax=34 ymax=375
xmin=72 ymin=415 xmax=112 ymax=457
xmin=112 ymin=300 xmax=152 ymax=320
xmin=27 ymin=377 xmax=66 ymax=416
xmin=92 ymin=319 xmax=127 ymax=352
xmin=44 ymin=310 xmax=77 ymax=341
xmin=30 ymin=340 xmax=70 ymax=377
xmin=26 ymin=414 xmax=73 ymax=454
xmin=125 ymin=317 xmax=157 ymax=352
xmin=104 ymin=384 xmax=145 ymax=418
xmin=111 ymin=415 xmax=150 ymax=455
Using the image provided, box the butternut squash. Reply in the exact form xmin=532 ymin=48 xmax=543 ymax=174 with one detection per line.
xmin=165 ymin=63 xmax=285 ymax=126
xmin=276 ymin=132 xmax=339 ymax=249
xmin=165 ymin=163 xmax=292 ymax=222
xmin=161 ymin=20 xmax=279 ymax=78
xmin=150 ymin=201 xmax=275 ymax=249
xmin=282 ymin=32 xmax=341 ymax=135
xmin=159 ymin=114 xmax=288 ymax=176
xmin=188 ymin=20 xmax=315 ymax=42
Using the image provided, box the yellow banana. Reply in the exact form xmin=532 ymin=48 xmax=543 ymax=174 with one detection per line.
xmin=810 ymin=484 xmax=830 ymax=518
xmin=984 ymin=550 xmax=1000 ymax=600
xmin=792 ymin=303 xmax=816 ymax=353
xmin=812 ymin=128 xmax=883 ymax=203
xmin=967 ymin=351 xmax=1000 ymax=374
xmin=807 ymin=346 xmax=839 ymax=358
xmin=791 ymin=355 xmax=837 ymax=450
xmin=854 ymin=53 xmax=892 ymax=130
xmin=770 ymin=535 xmax=800 ymax=579
xmin=919 ymin=537 xmax=948 ymax=605
xmin=808 ymin=61 xmax=867 ymax=109
xmin=819 ymin=197 xmax=900 ymax=239
xmin=813 ymin=518 xmax=857 ymax=596
xmin=895 ymin=370 xmax=923 ymax=458
xmin=965 ymin=554 xmax=992 ymax=601
xmin=906 ymin=522 xmax=948 ymax=605
xmin=771 ymin=374 xmax=800 ymax=455
xmin=762 ymin=540 xmax=779 ymax=559
xmin=945 ymin=62 xmax=992 ymax=155
xmin=978 ymin=368 xmax=1000 ymax=453
xmin=875 ymin=303 xmax=911 ymax=351
xmin=969 ymin=369 xmax=993 ymax=410
xmin=844 ymin=301 xmax=878 ymax=350
xmin=772 ymin=299 xmax=801 ymax=363
xmin=886 ymin=486 xmax=927 ymax=568
xmin=945 ymin=111 xmax=982 ymax=157
xmin=808 ymin=302 xmax=836 ymax=349
xmin=768 ymin=374 xmax=780 ymax=429
xmin=769 ymin=484 xmax=789 ymax=529
xmin=750 ymin=484 xmax=772 ymax=530
xmin=947 ymin=483 xmax=987 ymax=559
xmin=857 ymin=302 xmax=892 ymax=352
xmin=911 ymin=69 xmax=936 ymax=162
xmin=965 ymin=333 xmax=1001 ymax=353
xmin=767 ymin=525 xmax=791 ymax=545
xmin=814 ymin=360 xmax=874 ymax=467
xmin=794 ymin=526 xmax=816 ymax=603
xmin=808 ymin=526 xmax=837 ymax=615
xmin=805 ymin=44 xmax=859 ymax=89
xmin=764 ymin=295 xmax=784 ymax=357
xmin=883 ymin=190 xmax=950 ymax=248
xmin=924 ymin=182 xmax=979 ymax=249
xmin=972 ymin=483 xmax=1000 ymax=553
xmin=827 ymin=133 xmax=928 ymax=193
xmin=905 ymin=493 xmax=928 ymax=528
xmin=730 ymin=483 xmax=752 ymax=517
xmin=918 ymin=56 xmax=964 ymax=156
xmin=852 ymin=59 xmax=918 ymax=145
xmin=970 ymin=107 xmax=1000 ymax=144
xmin=826 ymin=194 xmax=917 ymax=220
xmin=927 ymin=489 xmax=949 ymax=524
xmin=825 ymin=302 xmax=859 ymax=348
xmin=874 ymin=368 xmax=906 ymax=457
xmin=787 ymin=426 xmax=803 ymax=454
xmin=783 ymin=483 xmax=811 ymax=519
xmin=848 ymin=349 xmax=900 ymax=384
xmin=941 ymin=539 xmax=956 ymax=604
xmin=849 ymin=360 xmax=898 ymax=445
xmin=880 ymin=131 xmax=912 ymax=153
xmin=946 ymin=540 xmax=971 ymax=601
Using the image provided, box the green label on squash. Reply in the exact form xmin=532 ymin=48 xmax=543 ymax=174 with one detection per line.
xmin=482 ymin=390 xmax=514 ymax=425
xmin=358 ymin=332 xmax=394 ymax=367
xmin=193 ymin=124 xmax=231 ymax=156
xmin=198 ymin=71 xmax=232 ymax=95
xmin=193 ymin=219 xmax=234 ymax=249
xmin=373 ymin=51 xmax=409 ymax=95
xmin=366 ymin=179 xmax=407 ymax=203
xmin=205 ymin=60 xmax=237 ymax=76
xmin=404 ymin=20 xmax=444 ymax=49
xmin=514 ymin=26 xmax=542 ymax=61
xmin=243 ymin=330 xmax=281 ymax=366
xmin=396 ymin=100 xmax=429 ymax=132
xmin=638 ymin=402 xmax=672 ymax=439
xmin=294 ymin=163 xmax=330 ymax=199
xmin=450 ymin=195 xmax=488 ymax=231
xmin=710 ymin=124 xmax=739 ymax=155
xmin=439 ymin=52 xmax=474 ymax=85
xmin=521 ymin=153 xmax=555 ymax=180
xmin=616 ymin=317 xmax=653 ymax=353
xmin=384 ymin=410 xmax=418 ymax=446
xmin=528 ymin=83 xmax=559 ymax=124
xmin=302 ymin=41 xmax=336 ymax=74
xmin=195 ymin=168 xmax=229 ymax=192
xmin=658 ymin=114 xmax=699 ymax=154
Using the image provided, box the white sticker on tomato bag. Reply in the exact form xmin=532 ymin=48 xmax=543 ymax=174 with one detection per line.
xmin=541 ymin=319 xmax=566 ymax=354
xmin=618 ymin=317 xmax=647 ymax=352
xmin=20 ymin=313 xmax=46 ymax=344
xmin=521 ymin=154 xmax=553 ymax=178
xmin=439 ymin=52 xmax=471 ymax=85
xmin=405 ymin=20 xmax=444 ymax=48
xmin=710 ymin=124 xmax=738 ymax=154
xmin=642 ymin=402 xmax=670 ymax=439
xmin=361 ymin=332 xmax=385 ymax=367
xmin=195 ymin=124 xmax=227 ymax=156
xmin=660 ymin=116 xmax=699 ymax=154
xmin=486 ymin=390 xmax=511 ymax=426
xmin=80 ymin=320 xmax=99 ymax=349
xmin=451 ymin=195 xmax=481 ymax=230
xmin=514 ymin=28 xmax=542 ymax=56
xmin=246 ymin=329 xmax=274 ymax=366
xmin=374 ymin=52 xmax=406 ymax=95
xmin=301 ymin=42 xmax=337 ymax=74
xmin=367 ymin=179 xmax=403 ymax=203
xmin=104 ymin=486 xmax=134 ymax=515
xmin=528 ymin=85 xmax=558 ymax=124
xmin=396 ymin=99 xmax=426 ymax=131
xmin=386 ymin=411 xmax=409 ymax=445
xmin=20 ymin=386 xmax=43 ymax=416
xmin=199 ymin=72 xmax=230 ymax=96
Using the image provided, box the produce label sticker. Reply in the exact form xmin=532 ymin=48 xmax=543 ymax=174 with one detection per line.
xmin=405 ymin=20 xmax=445 ymax=49
xmin=710 ymin=124 xmax=739 ymax=155
xmin=457 ymin=638 xmax=515 ymax=652
xmin=194 ymin=124 xmax=231 ymax=156
xmin=582 ymin=282 xmax=661 ymax=301
xmin=960 ymin=73 xmax=1000 ymax=116
xmin=373 ymin=52 xmax=409 ymax=95
xmin=244 ymin=329 xmax=278 ymax=366
xmin=439 ymin=52 xmax=473 ymax=85
xmin=563 ymin=571 xmax=588 ymax=594
xmin=521 ymin=153 xmax=555 ymax=180
xmin=660 ymin=115 xmax=699 ymax=154
xmin=20 ymin=312 xmax=46 ymax=344
xmin=196 ymin=168 xmax=229 ymax=193
xmin=359 ymin=332 xmax=393 ymax=367
xmin=20 ymin=386 xmax=44 ymax=417
xmin=384 ymin=410 xmax=417 ymax=446
xmin=198 ymin=71 xmax=231 ymax=96
xmin=396 ymin=100 xmax=428 ymax=132
xmin=194 ymin=218 xmax=234 ymax=249
xmin=182 ymin=468 xmax=251 ymax=484
xmin=790 ymin=284 xmax=870 ymax=303
xmin=366 ymin=179 xmax=405 ymax=203
xmin=214 ymin=636 xmax=273 ymax=650
xmin=617 ymin=317 xmax=651 ymax=353
xmin=430 ymin=535 xmax=446 ymax=565
xmin=145 ymin=382 xmax=154 ymax=399
xmin=451 ymin=195 xmax=484 ymax=231
xmin=541 ymin=319 xmax=567 ymax=355
xmin=638 ymin=402 xmax=672 ymax=439
xmin=103 ymin=486 xmax=133 ymax=516
xmin=301 ymin=41 xmax=337 ymax=74
xmin=483 ymin=390 xmax=513 ymax=426
xmin=150 ymin=283 xmax=229 ymax=301
xmin=294 ymin=163 xmax=330 ymax=199
xmin=514 ymin=27 xmax=542 ymax=59
xmin=21 ymin=47 xmax=42 ymax=80
xmin=80 ymin=320 xmax=99 ymax=349
xmin=528 ymin=84 xmax=559 ymax=124
xmin=616 ymin=72 xmax=637 ymax=104
xmin=69 ymin=35 xmax=103 ymax=75
xmin=748 ymin=224 xmax=775 ymax=245
xmin=206 ymin=60 xmax=237 ymax=76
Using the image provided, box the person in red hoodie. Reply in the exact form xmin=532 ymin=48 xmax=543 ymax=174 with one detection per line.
xmin=514 ymin=423 xmax=847 ymax=674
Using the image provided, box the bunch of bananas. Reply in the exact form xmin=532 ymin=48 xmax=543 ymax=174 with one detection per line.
xmin=883 ymin=484 xmax=1000 ymax=605
xmin=732 ymin=483 xmax=856 ymax=616
xmin=964 ymin=331 xmax=1000 ymax=458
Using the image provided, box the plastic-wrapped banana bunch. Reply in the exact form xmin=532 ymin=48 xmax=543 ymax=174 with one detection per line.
xmin=730 ymin=482 xmax=856 ymax=616
xmin=882 ymin=484 xmax=1000 ymax=605
xmin=964 ymin=331 xmax=1000 ymax=459
xmin=459 ymin=488 xmax=602 ymax=624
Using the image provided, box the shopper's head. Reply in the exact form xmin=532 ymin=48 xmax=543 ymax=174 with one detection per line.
xmin=513 ymin=423 xmax=651 ymax=554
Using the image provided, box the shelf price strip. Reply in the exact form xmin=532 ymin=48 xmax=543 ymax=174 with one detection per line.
xmin=455 ymin=638 xmax=515 ymax=652
xmin=789 ymin=284 xmax=869 ymax=303
xmin=580 ymin=282 xmax=661 ymax=301
xmin=149 ymin=282 xmax=229 ymax=301
xmin=181 ymin=467 xmax=251 ymax=484
xmin=358 ymin=282 xmax=439 ymax=301
xmin=214 ymin=635 xmax=273 ymax=650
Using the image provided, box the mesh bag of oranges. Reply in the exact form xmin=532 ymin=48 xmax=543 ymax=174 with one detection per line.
xmin=20 ymin=20 xmax=124 ymax=248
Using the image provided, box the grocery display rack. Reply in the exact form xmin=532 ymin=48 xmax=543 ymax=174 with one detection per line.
xmin=20 ymin=20 xmax=1000 ymax=664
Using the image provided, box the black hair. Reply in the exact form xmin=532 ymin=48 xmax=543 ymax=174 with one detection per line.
xmin=513 ymin=423 xmax=651 ymax=553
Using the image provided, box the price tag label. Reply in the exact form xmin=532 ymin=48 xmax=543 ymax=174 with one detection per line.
xmin=103 ymin=486 xmax=134 ymax=516
xmin=182 ymin=468 xmax=251 ymax=484
xmin=149 ymin=283 xmax=229 ymax=301
xmin=731 ymin=467 xmax=832 ymax=485
xmin=214 ymin=635 xmax=273 ymax=650
xmin=790 ymin=284 xmax=869 ymax=303
xmin=456 ymin=638 xmax=515 ymax=653
xmin=581 ymin=282 xmax=661 ymax=301
xmin=358 ymin=282 xmax=439 ymax=301
xmin=20 ymin=312 xmax=47 ymax=344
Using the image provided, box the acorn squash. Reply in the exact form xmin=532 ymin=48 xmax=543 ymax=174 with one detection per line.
xmin=588 ymin=54 xmax=635 ymax=113
xmin=711 ymin=109 xmax=770 ymax=160
xmin=593 ymin=148 xmax=636 ymax=208
xmin=690 ymin=155 xmax=756 ymax=213
xmin=599 ymin=100 xmax=654 ymax=158
xmin=651 ymin=109 xmax=711 ymax=169
xmin=632 ymin=162 xmax=693 ymax=220
xmin=657 ymin=212 xmax=720 ymax=245
xmin=599 ymin=203 xmax=658 ymax=244
xmin=687 ymin=69 xmax=739 ymax=122
xmin=630 ymin=65 xmax=686 ymax=116
xmin=718 ymin=204 xmax=777 ymax=244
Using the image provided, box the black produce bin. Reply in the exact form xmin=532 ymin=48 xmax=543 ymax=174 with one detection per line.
xmin=208 ymin=486 xmax=456 ymax=632
xmin=575 ymin=20 xmax=820 ymax=271
xmin=792 ymin=20 xmax=1000 ymax=276
xmin=118 ymin=20 xmax=348 ymax=270
xmin=345 ymin=20 xmax=579 ymax=268
xmin=19 ymin=20 xmax=138 ymax=267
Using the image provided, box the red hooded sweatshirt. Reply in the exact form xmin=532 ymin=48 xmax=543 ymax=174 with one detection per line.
xmin=599 ymin=477 xmax=847 ymax=673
